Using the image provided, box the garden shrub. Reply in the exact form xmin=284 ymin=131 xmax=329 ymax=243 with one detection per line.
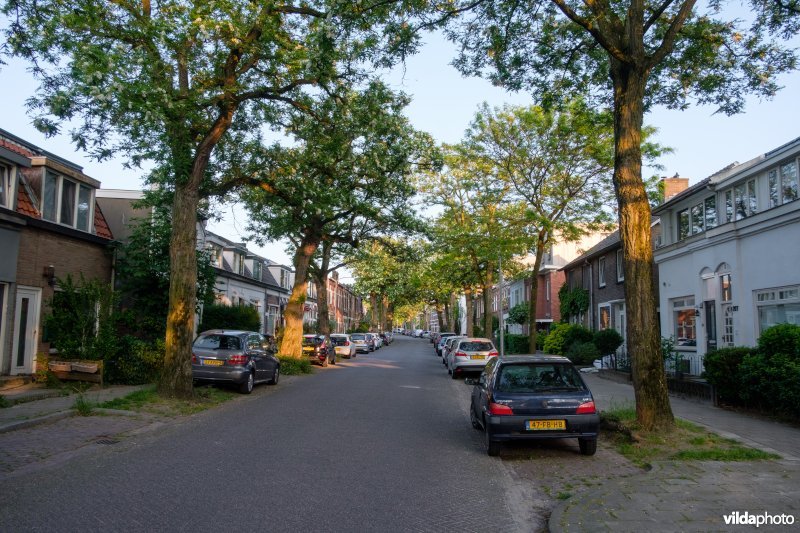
xmin=593 ymin=329 xmax=623 ymax=355
xmin=105 ymin=336 xmax=165 ymax=385
xmin=504 ymin=334 xmax=530 ymax=354
xmin=566 ymin=341 xmax=600 ymax=365
xmin=199 ymin=304 xmax=261 ymax=332
xmin=739 ymin=352 xmax=800 ymax=416
xmin=756 ymin=323 xmax=800 ymax=360
xmin=703 ymin=347 xmax=753 ymax=405
xmin=543 ymin=323 xmax=592 ymax=355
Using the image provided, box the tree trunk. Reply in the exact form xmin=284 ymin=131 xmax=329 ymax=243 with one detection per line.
xmin=381 ymin=295 xmax=389 ymax=331
xmin=435 ymin=304 xmax=446 ymax=333
xmin=160 ymin=179 xmax=200 ymax=398
xmin=611 ymin=60 xmax=674 ymax=431
xmin=464 ymin=286 xmax=474 ymax=336
xmin=483 ymin=264 xmax=494 ymax=339
xmin=314 ymin=241 xmax=332 ymax=335
xmin=441 ymin=300 xmax=450 ymax=331
xmin=369 ymin=292 xmax=379 ymax=330
xmin=279 ymin=233 xmax=319 ymax=358
xmin=528 ymin=232 xmax=547 ymax=353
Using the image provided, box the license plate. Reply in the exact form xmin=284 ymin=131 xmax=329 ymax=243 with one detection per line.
xmin=470 ymin=355 xmax=485 ymax=360
xmin=202 ymin=359 xmax=224 ymax=366
xmin=303 ymin=347 xmax=314 ymax=352
xmin=527 ymin=420 xmax=566 ymax=430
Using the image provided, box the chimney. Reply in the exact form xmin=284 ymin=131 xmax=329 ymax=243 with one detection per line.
xmin=662 ymin=174 xmax=689 ymax=201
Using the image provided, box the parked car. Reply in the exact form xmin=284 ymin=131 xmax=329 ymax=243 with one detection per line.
xmin=302 ymin=334 xmax=336 ymax=367
xmin=350 ymin=333 xmax=372 ymax=353
xmin=192 ymin=330 xmax=280 ymax=394
xmin=441 ymin=336 xmax=466 ymax=366
xmin=447 ymin=337 xmax=499 ymax=379
xmin=469 ymin=355 xmax=600 ymax=456
xmin=371 ymin=332 xmax=383 ymax=349
xmin=380 ymin=332 xmax=392 ymax=345
xmin=330 ymin=333 xmax=356 ymax=359
xmin=435 ymin=333 xmax=457 ymax=356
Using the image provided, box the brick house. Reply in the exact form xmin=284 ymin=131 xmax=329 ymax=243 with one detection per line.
xmin=0 ymin=128 xmax=114 ymax=376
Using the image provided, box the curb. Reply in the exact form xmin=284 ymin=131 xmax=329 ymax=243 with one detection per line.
xmin=0 ymin=410 xmax=75 ymax=434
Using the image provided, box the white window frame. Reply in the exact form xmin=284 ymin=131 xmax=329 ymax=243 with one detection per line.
xmin=671 ymin=296 xmax=697 ymax=351
xmin=598 ymin=256 xmax=606 ymax=288
xmin=0 ymin=163 xmax=15 ymax=210
xmin=545 ymin=277 xmax=550 ymax=301
xmin=41 ymin=171 xmax=95 ymax=232
xmin=616 ymin=249 xmax=624 ymax=282
xmin=755 ymin=285 xmax=800 ymax=334
xmin=598 ymin=303 xmax=611 ymax=330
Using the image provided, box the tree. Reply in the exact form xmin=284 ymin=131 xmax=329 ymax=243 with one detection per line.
xmin=240 ymin=82 xmax=436 ymax=358
xmin=3 ymin=0 xmax=433 ymax=397
xmin=116 ymin=206 xmax=216 ymax=340
xmin=462 ymin=101 xmax=628 ymax=352
xmin=445 ymin=0 xmax=796 ymax=430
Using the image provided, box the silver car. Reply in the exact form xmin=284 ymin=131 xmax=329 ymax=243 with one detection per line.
xmin=447 ymin=337 xmax=498 ymax=379
xmin=441 ymin=336 xmax=466 ymax=366
xmin=350 ymin=333 xmax=372 ymax=353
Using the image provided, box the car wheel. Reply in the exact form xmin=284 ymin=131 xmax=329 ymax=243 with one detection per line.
xmin=331 ymin=353 xmax=336 ymax=365
xmin=470 ymin=406 xmax=481 ymax=430
xmin=451 ymin=369 xmax=459 ymax=380
xmin=321 ymin=356 xmax=329 ymax=368
xmin=579 ymin=438 xmax=597 ymax=456
xmin=268 ymin=366 xmax=280 ymax=385
xmin=484 ymin=419 xmax=500 ymax=457
xmin=239 ymin=371 xmax=254 ymax=394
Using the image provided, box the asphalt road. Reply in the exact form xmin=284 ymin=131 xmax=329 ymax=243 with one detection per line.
xmin=0 ymin=336 xmax=534 ymax=532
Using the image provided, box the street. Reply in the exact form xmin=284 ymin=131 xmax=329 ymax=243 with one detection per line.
xmin=0 ymin=336 xmax=534 ymax=532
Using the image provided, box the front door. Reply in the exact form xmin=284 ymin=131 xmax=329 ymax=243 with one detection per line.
xmin=705 ymin=300 xmax=717 ymax=353
xmin=11 ymin=287 xmax=41 ymax=375
xmin=613 ymin=302 xmax=626 ymax=356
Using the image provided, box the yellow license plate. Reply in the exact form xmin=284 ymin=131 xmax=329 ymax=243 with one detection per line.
xmin=470 ymin=355 xmax=485 ymax=360
xmin=303 ymin=346 xmax=314 ymax=352
xmin=527 ymin=420 xmax=566 ymax=430
xmin=202 ymin=359 xmax=224 ymax=366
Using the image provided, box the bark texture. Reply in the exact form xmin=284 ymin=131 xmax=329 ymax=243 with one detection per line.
xmin=528 ymin=232 xmax=547 ymax=353
xmin=611 ymin=60 xmax=674 ymax=431
xmin=464 ymin=287 xmax=475 ymax=337
xmin=279 ymin=234 xmax=319 ymax=358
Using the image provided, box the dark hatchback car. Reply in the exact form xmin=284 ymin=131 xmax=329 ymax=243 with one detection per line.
xmin=192 ymin=330 xmax=280 ymax=394
xmin=469 ymin=355 xmax=599 ymax=456
xmin=302 ymin=334 xmax=336 ymax=366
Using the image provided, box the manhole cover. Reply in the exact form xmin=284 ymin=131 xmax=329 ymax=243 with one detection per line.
xmin=95 ymin=438 xmax=119 ymax=445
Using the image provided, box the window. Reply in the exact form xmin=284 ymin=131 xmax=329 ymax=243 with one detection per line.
xmin=678 ymin=195 xmax=718 ymax=240
xmin=672 ymin=297 xmax=697 ymax=349
xmin=731 ymin=179 xmax=757 ymax=221
xmin=41 ymin=172 xmax=94 ymax=231
xmin=755 ymin=286 xmax=800 ymax=333
xmin=678 ymin=209 xmax=689 ymax=240
xmin=545 ymin=277 xmax=550 ymax=301
xmin=771 ymin=161 xmax=799 ymax=207
xmin=725 ymin=190 xmax=733 ymax=223
xmin=720 ymin=274 xmax=732 ymax=302
xmin=253 ymin=261 xmax=262 ymax=280
xmin=0 ymin=164 xmax=12 ymax=209
xmin=616 ymin=249 xmax=624 ymax=282
xmin=599 ymin=305 xmax=610 ymax=329
xmin=598 ymin=257 xmax=606 ymax=288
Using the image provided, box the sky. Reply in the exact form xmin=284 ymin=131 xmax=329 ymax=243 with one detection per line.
xmin=2 ymin=26 xmax=799 ymax=267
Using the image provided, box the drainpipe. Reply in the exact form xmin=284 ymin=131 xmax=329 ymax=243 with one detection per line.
xmin=586 ymin=260 xmax=593 ymax=329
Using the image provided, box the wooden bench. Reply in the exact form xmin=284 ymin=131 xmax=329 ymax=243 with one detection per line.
xmin=50 ymin=360 xmax=104 ymax=386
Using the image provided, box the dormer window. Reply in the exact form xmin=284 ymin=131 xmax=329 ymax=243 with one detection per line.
xmin=253 ymin=261 xmax=262 ymax=280
xmin=42 ymin=171 xmax=94 ymax=232
xmin=0 ymin=164 xmax=12 ymax=209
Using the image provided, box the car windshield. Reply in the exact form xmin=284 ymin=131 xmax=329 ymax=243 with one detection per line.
xmin=495 ymin=364 xmax=585 ymax=393
xmin=302 ymin=337 xmax=323 ymax=346
xmin=350 ymin=334 xmax=365 ymax=341
xmin=459 ymin=341 xmax=494 ymax=352
xmin=194 ymin=334 xmax=242 ymax=350
xmin=330 ymin=337 xmax=347 ymax=346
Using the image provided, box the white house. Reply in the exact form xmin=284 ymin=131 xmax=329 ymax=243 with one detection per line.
xmin=653 ymin=136 xmax=800 ymax=375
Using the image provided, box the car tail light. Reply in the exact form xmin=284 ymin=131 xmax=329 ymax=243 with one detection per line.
xmin=455 ymin=351 xmax=467 ymax=358
xmin=191 ymin=353 xmax=198 ymax=364
xmin=345 ymin=341 xmax=350 ymax=346
xmin=488 ymin=350 xmax=499 ymax=357
xmin=489 ymin=402 xmax=514 ymax=415
xmin=227 ymin=354 xmax=248 ymax=366
xmin=576 ymin=401 xmax=597 ymax=414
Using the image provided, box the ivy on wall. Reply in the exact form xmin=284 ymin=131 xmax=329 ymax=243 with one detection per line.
xmin=558 ymin=283 xmax=590 ymax=322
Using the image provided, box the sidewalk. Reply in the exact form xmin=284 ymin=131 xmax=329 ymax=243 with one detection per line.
xmin=549 ymin=372 xmax=800 ymax=532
